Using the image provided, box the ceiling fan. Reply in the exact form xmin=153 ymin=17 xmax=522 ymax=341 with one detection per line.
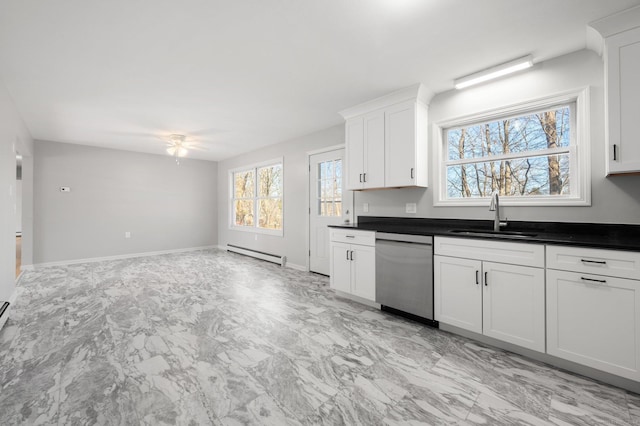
xmin=165 ymin=134 xmax=207 ymax=164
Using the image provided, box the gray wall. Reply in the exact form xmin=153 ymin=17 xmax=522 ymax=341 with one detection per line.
xmin=20 ymin=155 xmax=34 ymax=266
xmin=33 ymin=141 xmax=218 ymax=264
xmin=0 ymin=79 xmax=33 ymax=303
xmin=217 ymin=125 xmax=344 ymax=269
xmin=355 ymin=49 xmax=640 ymax=225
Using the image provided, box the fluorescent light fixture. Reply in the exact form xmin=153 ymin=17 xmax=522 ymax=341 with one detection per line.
xmin=454 ymin=55 xmax=533 ymax=90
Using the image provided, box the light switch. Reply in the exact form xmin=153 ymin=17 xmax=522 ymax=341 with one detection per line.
xmin=406 ymin=203 xmax=417 ymax=214
xmin=60 ymin=187 xmax=71 ymax=193
xmin=363 ymin=203 xmax=369 ymax=213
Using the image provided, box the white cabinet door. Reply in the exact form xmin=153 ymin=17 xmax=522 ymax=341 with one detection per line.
xmin=345 ymin=117 xmax=364 ymax=190
xmin=434 ymin=255 xmax=482 ymax=334
xmin=363 ymin=110 xmax=385 ymax=189
xmin=482 ymin=262 xmax=545 ymax=352
xmin=330 ymin=242 xmax=352 ymax=294
xmin=547 ymin=269 xmax=640 ymax=380
xmin=606 ymin=27 xmax=640 ymax=174
xmin=385 ymin=100 xmax=416 ymax=188
xmin=352 ymin=245 xmax=376 ymax=301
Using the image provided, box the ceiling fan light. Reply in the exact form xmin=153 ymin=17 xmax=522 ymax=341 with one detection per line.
xmin=177 ymin=147 xmax=188 ymax=157
xmin=166 ymin=146 xmax=176 ymax=156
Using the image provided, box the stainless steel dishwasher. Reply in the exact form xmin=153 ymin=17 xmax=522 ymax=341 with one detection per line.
xmin=375 ymin=232 xmax=435 ymax=323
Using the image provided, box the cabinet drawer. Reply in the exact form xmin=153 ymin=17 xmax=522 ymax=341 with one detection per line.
xmin=546 ymin=245 xmax=640 ymax=280
xmin=330 ymin=229 xmax=375 ymax=246
xmin=434 ymin=237 xmax=544 ymax=268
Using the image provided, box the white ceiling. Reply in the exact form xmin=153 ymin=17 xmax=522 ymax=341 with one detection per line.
xmin=1 ymin=0 xmax=639 ymax=161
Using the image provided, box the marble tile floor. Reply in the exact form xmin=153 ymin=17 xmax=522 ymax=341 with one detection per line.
xmin=0 ymin=248 xmax=638 ymax=426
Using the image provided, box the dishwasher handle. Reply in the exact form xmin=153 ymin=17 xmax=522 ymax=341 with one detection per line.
xmin=375 ymin=232 xmax=433 ymax=245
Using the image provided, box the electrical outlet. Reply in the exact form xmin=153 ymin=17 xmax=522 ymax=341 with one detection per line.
xmin=363 ymin=203 xmax=369 ymax=213
xmin=125 ymin=232 xmax=131 ymax=239
xmin=406 ymin=203 xmax=417 ymax=214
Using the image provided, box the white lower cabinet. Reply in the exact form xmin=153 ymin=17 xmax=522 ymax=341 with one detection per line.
xmin=482 ymin=262 xmax=545 ymax=351
xmin=546 ymin=245 xmax=640 ymax=381
xmin=330 ymin=230 xmax=376 ymax=301
xmin=434 ymin=256 xmax=482 ymax=333
xmin=434 ymin=237 xmax=545 ymax=352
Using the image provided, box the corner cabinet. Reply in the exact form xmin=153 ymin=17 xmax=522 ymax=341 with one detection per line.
xmin=605 ymin=26 xmax=640 ymax=175
xmin=546 ymin=245 xmax=640 ymax=381
xmin=434 ymin=237 xmax=546 ymax=352
xmin=591 ymin=7 xmax=640 ymax=175
xmin=329 ymin=229 xmax=376 ymax=301
xmin=340 ymin=84 xmax=431 ymax=190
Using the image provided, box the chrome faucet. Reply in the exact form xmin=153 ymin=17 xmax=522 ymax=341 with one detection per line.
xmin=489 ymin=190 xmax=507 ymax=232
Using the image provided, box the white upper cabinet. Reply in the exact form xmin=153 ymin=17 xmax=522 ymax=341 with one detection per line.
xmin=340 ymin=84 xmax=432 ymax=190
xmin=345 ymin=111 xmax=385 ymax=190
xmin=345 ymin=117 xmax=365 ymax=190
xmin=605 ymin=27 xmax=640 ymax=174
xmin=385 ymin=100 xmax=428 ymax=188
xmin=363 ymin=110 xmax=385 ymax=189
xmin=590 ymin=6 xmax=640 ymax=175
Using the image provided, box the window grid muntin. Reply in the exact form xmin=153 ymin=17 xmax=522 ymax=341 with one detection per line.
xmin=442 ymin=102 xmax=576 ymax=200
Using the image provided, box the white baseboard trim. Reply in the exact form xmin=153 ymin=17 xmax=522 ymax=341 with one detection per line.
xmin=29 ymin=245 xmax=218 ymax=269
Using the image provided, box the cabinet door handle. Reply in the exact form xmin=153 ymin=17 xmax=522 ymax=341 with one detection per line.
xmin=363 ymin=173 xmax=367 ymax=182
xmin=350 ymin=250 xmax=354 ymax=261
xmin=484 ymin=271 xmax=488 ymax=286
xmin=346 ymin=250 xmax=350 ymax=260
xmin=613 ymin=144 xmax=618 ymax=161
xmin=410 ymin=168 xmax=414 ymax=179
xmin=475 ymin=270 xmax=479 ymax=285
xmin=359 ymin=173 xmax=363 ymax=182
xmin=580 ymin=259 xmax=606 ymax=265
xmin=345 ymin=235 xmax=355 ymax=238
xmin=581 ymin=276 xmax=606 ymax=284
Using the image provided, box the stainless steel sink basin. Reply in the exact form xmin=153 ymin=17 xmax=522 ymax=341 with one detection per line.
xmin=449 ymin=229 xmax=537 ymax=238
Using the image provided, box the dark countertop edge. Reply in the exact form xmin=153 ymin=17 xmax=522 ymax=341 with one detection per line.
xmin=329 ymin=217 xmax=640 ymax=252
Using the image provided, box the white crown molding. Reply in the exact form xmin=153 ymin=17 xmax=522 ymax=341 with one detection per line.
xmin=338 ymin=83 xmax=433 ymax=120
xmin=587 ymin=5 xmax=640 ymax=56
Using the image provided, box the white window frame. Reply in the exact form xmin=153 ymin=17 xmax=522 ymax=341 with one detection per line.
xmin=433 ymin=87 xmax=591 ymax=207
xmin=229 ymin=157 xmax=284 ymax=236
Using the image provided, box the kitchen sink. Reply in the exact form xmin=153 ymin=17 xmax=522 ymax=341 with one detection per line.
xmin=448 ymin=229 xmax=538 ymax=238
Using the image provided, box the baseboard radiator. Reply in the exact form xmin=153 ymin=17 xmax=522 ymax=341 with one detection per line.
xmin=0 ymin=302 xmax=9 ymax=323
xmin=226 ymin=244 xmax=286 ymax=267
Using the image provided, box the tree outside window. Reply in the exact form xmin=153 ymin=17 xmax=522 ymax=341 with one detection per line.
xmin=443 ymin=103 xmax=577 ymax=201
xmin=231 ymin=160 xmax=283 ymax=234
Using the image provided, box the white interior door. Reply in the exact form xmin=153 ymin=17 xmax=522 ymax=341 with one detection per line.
xmin=309 ymin=148 xmax=353 ymax=275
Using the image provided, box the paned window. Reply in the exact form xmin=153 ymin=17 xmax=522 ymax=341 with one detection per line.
xmin=435 ymin=90 xmax=589 ymax=206
xmin=317 ymin=159 xmax=342 ymax=217
xmin=231 ymin=160 xmax=283 ymax=234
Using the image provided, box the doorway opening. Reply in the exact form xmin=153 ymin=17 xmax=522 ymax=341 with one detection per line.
xmin=16 ymin=154 xmax=22 ymax=278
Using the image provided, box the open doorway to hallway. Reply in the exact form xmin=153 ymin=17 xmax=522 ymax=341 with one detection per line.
xmin=16 ymin=154 xmax=22 ymax=278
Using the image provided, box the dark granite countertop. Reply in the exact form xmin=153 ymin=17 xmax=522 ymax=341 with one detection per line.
xmin=329 ymin=216 xmax=640 ymax=252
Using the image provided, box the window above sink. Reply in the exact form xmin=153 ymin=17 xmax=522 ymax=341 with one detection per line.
xmin=433 ymin=88 xmax=591 ymax=207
